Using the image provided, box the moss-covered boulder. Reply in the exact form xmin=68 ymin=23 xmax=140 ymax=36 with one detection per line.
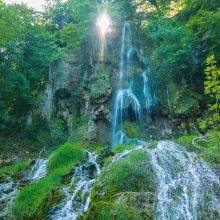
xmin=82 ymin=149 xmax=155 ymax=219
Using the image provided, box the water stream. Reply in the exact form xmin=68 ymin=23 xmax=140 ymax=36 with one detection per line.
xmin=0 ymin=158 xmax=47 ymax=218
xmin=50 ymin=151 xmax=100 ymax=220
xmin=151 ymin=141 xmax=220 ymax=220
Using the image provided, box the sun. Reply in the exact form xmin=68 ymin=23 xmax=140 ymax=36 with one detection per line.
xmin=96 ymin=11 xmax=112 ymax=37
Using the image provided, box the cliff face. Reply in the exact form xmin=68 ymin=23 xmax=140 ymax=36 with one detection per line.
xmin=32 ymin=23 xmax=201 ymax=147
xmin=35 ymin=53 xmax=115 ymax=145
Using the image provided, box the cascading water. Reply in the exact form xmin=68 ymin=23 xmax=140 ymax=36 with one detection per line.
xmin=111 ymin=22 xmax=219 ymax=220
xmin=166 ymin=87 xmax=172 ymax=110
xmin=0 ymin=177 xmax=19 ymax=218
xmin=50 ymin=151 xmax=100 ymax=220
xmin=0 ymin=158 xmax=47 ymax=218
xmin=112 ymin=22 xmax=159 ymax=146
xmin=142 ymin=72 xmax=158 ymax=112
xmin=112 ymin=23 xmax=142 ymax=147
xmin=151 ymin=141 xmax=220 ymax=220
xmin=28 ymin=159 xmax=48 ymax=180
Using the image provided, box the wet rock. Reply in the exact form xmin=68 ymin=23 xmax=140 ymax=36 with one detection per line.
xmin=81 ymin=162 xmax=97 ymax=179
xmin=118 ymin=192 xmax=154 ymax=211
xmin=55 ymin=88 xmax=71 ymax=99
xmin=18 ymin=179 xmax=32 ymax=188
xmin=88 ymin=120 xmax=97 ymax=142
xmin=0 ymin=176 xmax=7 ymax=184
xmin=97 ymin=147 xmax=114 ymax=167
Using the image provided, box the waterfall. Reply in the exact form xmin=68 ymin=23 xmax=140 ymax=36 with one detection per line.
xmin=50 ymin=151 xmax=100 ymax=220
xmin=111 ymin=22 xmax=219 ymax=220
xmin=151 ymin=141 xmax=220 ymax=220
xmin=166 ymin=87 xmax=172 ymax=110
xmin=112 ymin=23 xmax=141 ymax=147
xmin=142 ymin=72 xmax=158 ymax=111
xmin=112 ymin=22 xmax=160 ymax=146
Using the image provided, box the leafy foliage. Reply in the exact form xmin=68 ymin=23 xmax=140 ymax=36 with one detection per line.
xmin=90 ymin=64 xmax=111 ymax=101
xmin=144 ymin=17 xmax=200 ymax=84
xmin=200 ymin=55 xmax=220 ymax=130
xmin=0 ymin=2 xmax=62 ymax=131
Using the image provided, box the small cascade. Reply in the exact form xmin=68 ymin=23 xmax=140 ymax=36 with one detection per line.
xmin=150 ymin=141 xmax=220 ymax=220
xmin=0 ymin=152 xmax=48 ymax=217
xmin=142 ymin=72 xmax=158 ymax=111
xmin=50 ymin=151 xmax=100 ymax=220
xmin=0 ymin=177 xmax=19 ymax=218
xmin=166 ymin=87 xmax=172 ymax=110
xmin=28 ymin=159 xmax=48 ymax=180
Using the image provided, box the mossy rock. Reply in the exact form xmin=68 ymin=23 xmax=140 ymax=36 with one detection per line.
xmin=82 ymin=201 xmax=152 ymax=220
xmin=84 ymin=149 xmax=155 ymax=219
xmin=12 ymin=143 xmax=86 ymax=219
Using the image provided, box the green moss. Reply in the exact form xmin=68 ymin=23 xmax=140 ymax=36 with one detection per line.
xmin=84 ymin=148 xmax=155 ymax=219
xmin=148 ymin=141 xmax=157 ymax=149
xmin=83 ymin=201 xmax=151 ymax=220
xmin=200 ymin=131 xmax=220 ymax=168
xmin=12 ymin=143 xmax=86 ymax=219
xmin=176 ymin=131 xmax=220 ymax=169
xmin=102 ymin=151 xmax=153 ymax=195
xmin=0 ymin=160 xmax=31 ymax=177
xmin=69 ymin=116 xmax=89 ymax=142
xmin=176 ymin=134 xmax=197 ymax=152
xmin=124 ymin=122 xmax=142 ymax=139
xmin=48 ymin=143 xmax=86 ymax=173
xmin=82 ymin=201 xmax=113 ymax=220
xmin=114 ymin=143 xmax=134 ymax=153
xmin=90 ymin=64 xmax=111 ymax=100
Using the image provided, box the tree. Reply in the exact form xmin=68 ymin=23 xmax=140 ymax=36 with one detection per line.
xmin=200 ymin=55 xmax=220 ymax=130
xmin=0 ymin=3 xmax=61 ymax=131
xmin=143 ymin=17 xmax=201 ymax=85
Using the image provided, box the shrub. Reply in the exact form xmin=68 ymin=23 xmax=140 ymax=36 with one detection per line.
xmin=90 ymin=64 xmax=111 ymax=101
xmin=69 ymin=116 xmax=89 ymax=142
xmin=50 ymin=119 xmax=68 ymax=145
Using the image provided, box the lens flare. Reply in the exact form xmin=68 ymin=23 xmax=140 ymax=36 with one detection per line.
xmin=96 ymin=12 xmax=111 ymax=39
xmin=96 ymin=11 xmax=112 ymax=62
